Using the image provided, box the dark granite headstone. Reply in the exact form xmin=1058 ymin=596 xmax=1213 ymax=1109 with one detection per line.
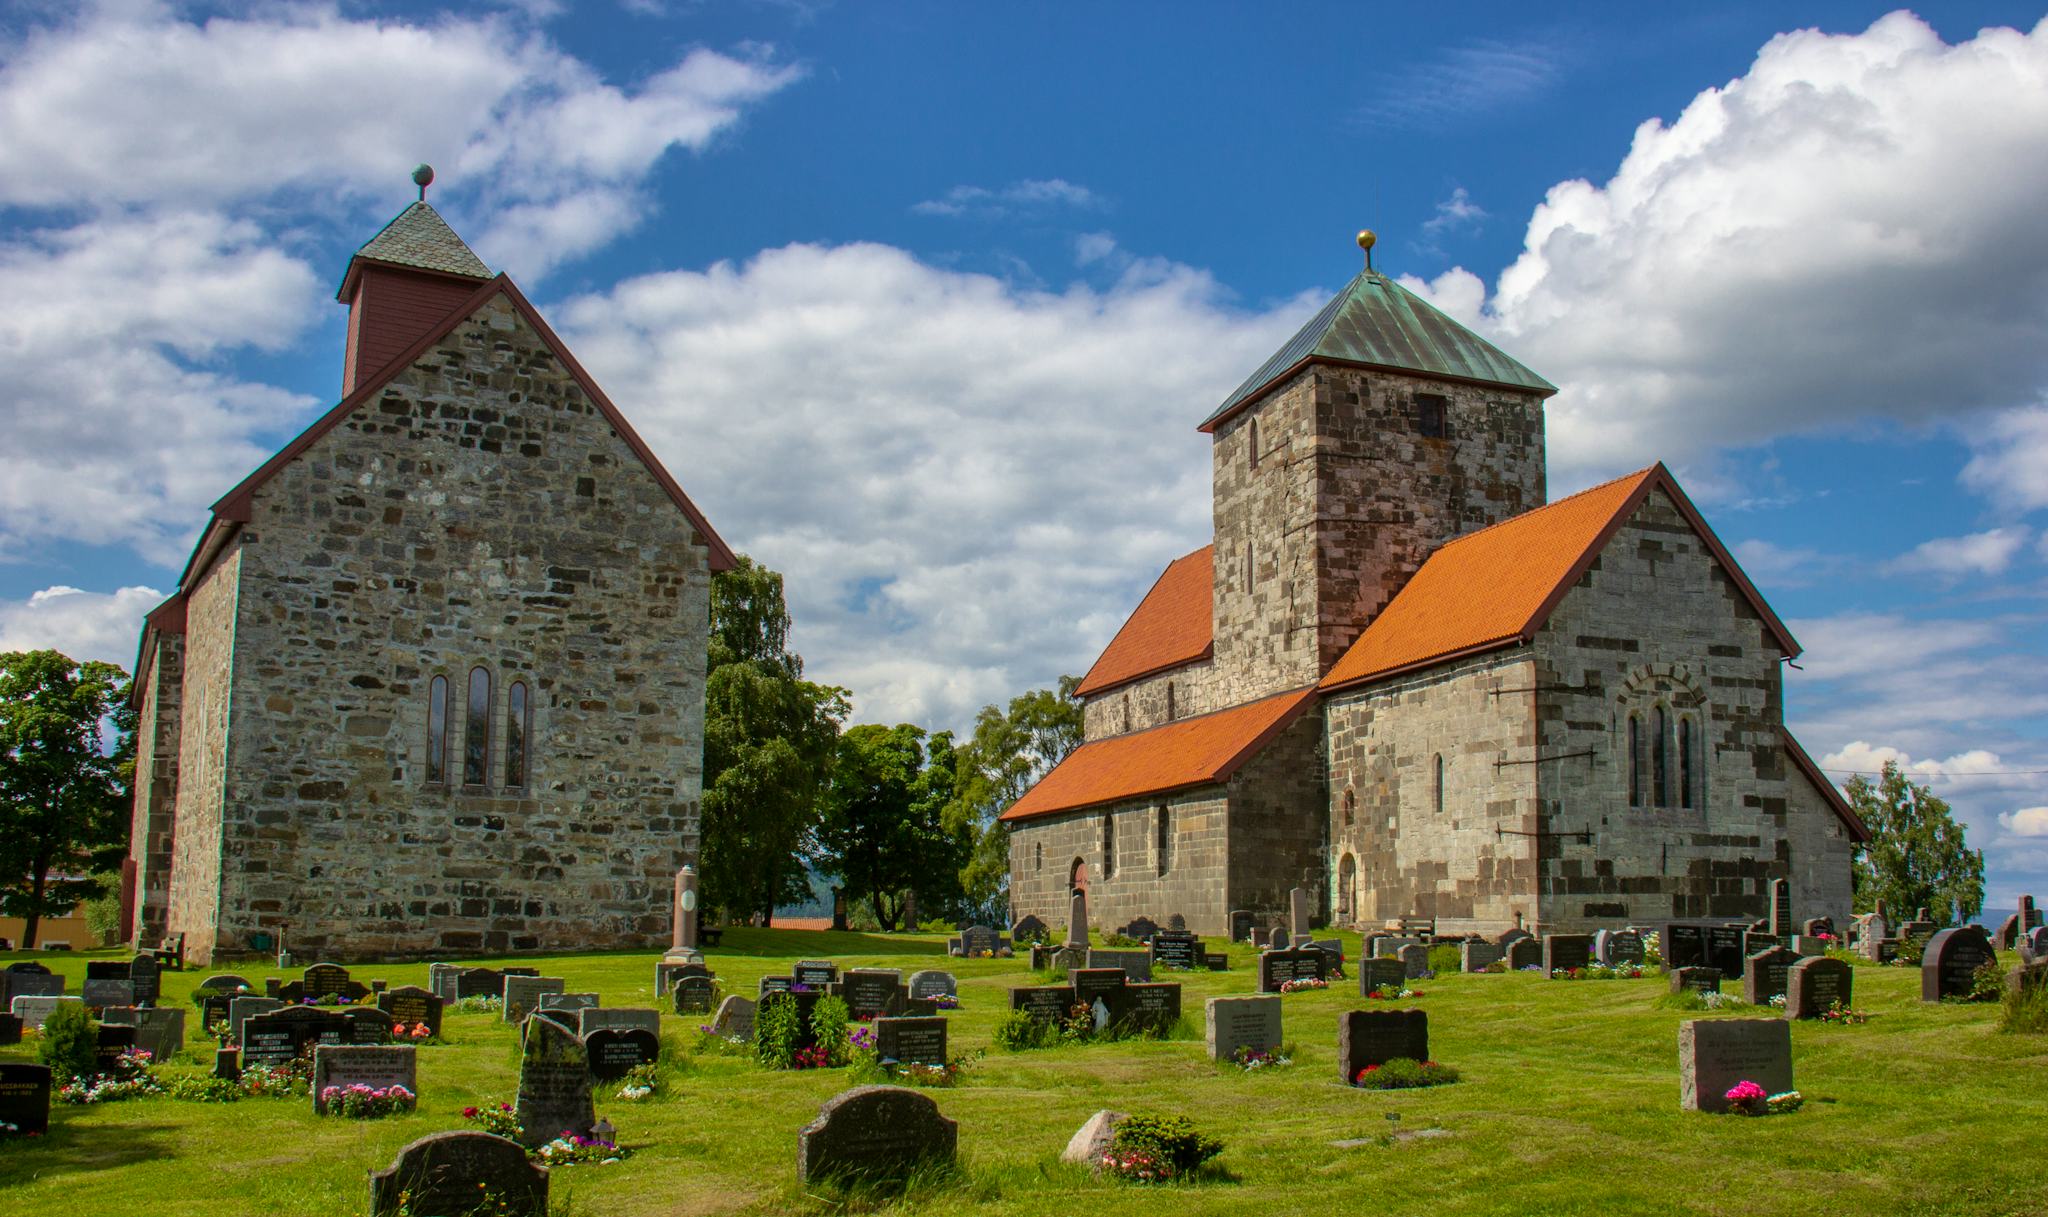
xmin=1506 ymin=938 xmax=1543 ymax=970
xmin=1007 ymin=985 xmax=1075 ymax=1023
xmin=101 ymin=1005 xmax=185 ymax=1062
xmin=0 ymin=1063 xmax=52 ymax=1136
xmin=228 ymin=996 xmax=284 ymax=1045
xmin=128 ymin=955 xmax=161 ymax=1006
xmin=1706 ymin=925 xmax=1748 ymax=979
xmin=1593 ymin=930 xmax=1645 ymax=966
xmin=501 ymin=976 xmax=565 ymax=1023
xmin=1124 ymin=983 xmax=1182 ymax=1030
xmin=1542 ymin=934 xmax=1593 ymax=976
xmin=301 ymin=963 xmax=354 ymax=1001
xmin=1203 ymin=952 xmax=1230 ymax=971
xmin=1115 ymin=917 xmax=1161 ymax=943
xmin=1768 ymin=878 xmax=1793 ymax=940
xmin=514 ymin=1015 xmax=594 ymax=1148
xmin=1229 ymin=910 xmax=1255 ymax=942
xmin=1085 ymin=949 xmax=1152 ymax=981
xmin=1784 ymin=955 xmax=1853 ymax=1019
xmin=213 ymin=1048 xmax=241 ymax=1080
xmin=1742 ymin=947 xmax=1801 ymax=1006
xmin=376 ymin=986 xmax=443 ymax=1038
xmin=342 ymin=1006 xmax=396 ymax=1044
xmin=1670 ymin=967 xmax=1721 ymax=994
xmin=1398 ymin=943 xmax=1431 ymax=979
xmin=1258 ymin=947 xmax=1328 ymax=993
xmin=1150 ymin=931 xmax=1201 ymax=970
xmin=907 ymin=970 xmax=957 ymax=1000
xmin=1010 ymin=914 xmax=1049 ymax=942
xmin=584 ymin=1027 xmax=661 ymax=1081
xmin=958 ymin=926 xmax=1004 ymax=956
xmin=840 ymin=970 xmax=905 ymax=1019
xmin=672 ymin=975 xmax=717 ymax=1014
xmin=0 ymin=1014 xmax=18 ymax=1046
xmin=793 ymin=960 xmax=840 ymax=988
xmin=1461 ymin=941 xmax=1504 ymax=972
xmin=1679 ymin=1018 xmax=1792 ymax=1112
xmin=1070 ymin=967 xmax=1128 ymax=1021
xmin=1921 ymin=926 xmax=1997 ymax=1001
xmin=240 ymin=1005 xmax=350 ymax=1067
xmin=797 ymin=1085 xmax=957 ymax=1183
xmin=94 ymin=1023 xmax=138 ymax=1074
xmin=82 ymin=977 xmax=135 ymax=1009
xmin=1358 ymin=957 xmax=1406 ymax=993
xmin=578 ymin=1007 xmax=661 ymax=1038
xmin=368 ymin=1132 xmax=547 ymax=1217
xmin=758 ymin=975 xmax=795 ymax=998
xmin=874 ymin=1016 xmax=948 ymax=1066
xmin=1338 ymin=1009 xmax=1429 ymax=1084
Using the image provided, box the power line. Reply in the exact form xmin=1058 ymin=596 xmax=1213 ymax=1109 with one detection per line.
xmin=1818 ymin=767 xmax=2048 ymax=777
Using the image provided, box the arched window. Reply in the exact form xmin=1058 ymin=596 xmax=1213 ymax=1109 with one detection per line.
xmin=505 ymin=680 xmax=530 ymax=788
xmin=1155 ymin=804 xmax=1172 ymax=875
xmin=1069 ymin=857 xmax=1088 ymax=894
xmin=1244 ymin=540 xmax=1254 ymax=591
xmin=463 ymin=666 xmax=492 ymax=787
xmin=1166 ymin=681 xmax=1177 ymax=722
xmin=1343 ymin=788 xmax=1355 ymax=828
xmin=1338 ymin=853 xmax=1357 ymax=922
xmin=1652 ymin=706 xmax=1670 ymax=808
xmin=426 ymin=675 xmax=449 ymax=784
xmin=1679 ymin=717 xmax=1695 ymax=810
xmin=1034 ymin=841 xmax=1043 ymax=872
xmin=1433 ymin=753 xmax=1445 ymax=815
xmin=1101 ymin=812 xmax=1116 ymax=879
xmin=1121 ymin=694 xmax=1131 ymax=734
xmin=1248 ymin=418 xmax=1260 ymax=471
xmin=1627 ymin=714 xmax=1642 ymax=807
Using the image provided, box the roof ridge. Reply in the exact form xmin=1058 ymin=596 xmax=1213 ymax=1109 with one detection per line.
xmin=1432 ymin=464 xmax=1659 ymax=553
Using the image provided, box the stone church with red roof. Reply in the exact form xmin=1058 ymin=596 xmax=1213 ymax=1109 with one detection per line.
xmin=1004 ymin=240 xmax=1864 ymax=940
xmin=124 ymin=182 xmax=730 ymax=964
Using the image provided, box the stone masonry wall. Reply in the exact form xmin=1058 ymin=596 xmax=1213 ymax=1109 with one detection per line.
xmin=1222 ymin=708 xmax=1327 ymax=931
xmin=1324 ymin=651 xmax=1540 ymax=935
xmin=127 ymin=633 xmax=184 ymax=945
xmin=1006 ymin=787 xmax=1232 ymax=936
xmin=1309 ymin=366 xmax=1547 ymax=674
xmin=1079 ymin=658 xmax=1220 ymax=741
xmin=166 ymin=548 xmax=240 ymax=963
xmin=1531 ymin=488 xmax=1852 ymax=931
xmin=1209 ymin=372 xmax=1321 ymax=706
xmin=206 ymin=293 xmax=713 ymax=961
xmin=1785 ymin=762 xmax=1856 ymax=920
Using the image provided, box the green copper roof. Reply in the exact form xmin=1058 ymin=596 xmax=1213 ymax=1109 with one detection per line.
xmin=349 ymin=201 xmax=491 ymax=282
xmin=1201 ymin=270 xmax=1555 ymax=430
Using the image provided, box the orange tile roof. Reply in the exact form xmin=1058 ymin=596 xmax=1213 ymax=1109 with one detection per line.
xmin=1001 ymin=687 xmax=1316 ymax=822
xmin=1319 ymin=463 xmax=1799 ymax=692
xmin=1073 ymin=545 xmax=1214 ymax=697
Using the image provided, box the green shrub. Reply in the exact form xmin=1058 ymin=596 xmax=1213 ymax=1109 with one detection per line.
xmin=755 ymin=993 xmax=800 ymax=1068
xmin=917 ymin=917 xmax=955 ymax=933
xmin=1427 ymin=945 xmax=1461 ymax=975
xmin=1351 ymin=1057 xmax=1460 ymax=1090
xmin=1109 ymin=1113 xmax=1224 ymax=1176
xmin=164 ymin=1074 xmax=242 ymax=1103
xmin=811 ymin=995 xmax=852 ymax=1065
xmin=37 ymin=1000 xmax=99 ymax=1082
xmin=993 ymin=1010 xmax=1056 ymax=1051
xmin=1101 ymin=932 xmax=1140 ymax=948
xmin=1999 ymin=972 xmax=2048 ymax=1033
xmin=1968 ymin=960 xmax=2005 ymax=1003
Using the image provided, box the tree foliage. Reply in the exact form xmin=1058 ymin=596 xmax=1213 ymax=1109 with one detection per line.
xmin=943 ymin=677 xmax=1084 ymax=915
xmin=815 ymin=723 xmax=968 ymax=931
xmin=699 ymin=557 xmax=846 ymax=924
xmin=1849 ymin=759 xmax=1985 ymax=926
xmin=0 ymin=650 xmax=131 ymax=948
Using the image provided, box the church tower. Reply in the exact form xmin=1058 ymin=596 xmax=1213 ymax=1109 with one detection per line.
xmin=1201 ymin=232 xmax=1555 ymax=704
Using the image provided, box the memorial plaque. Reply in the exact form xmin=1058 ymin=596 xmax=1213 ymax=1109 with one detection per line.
xmin=311 ymin=1044 xmax=417 ymax=1114
xmin=502 ymin=976 xmax=564 ymax=1022
xmin=578 ymin=1007 xmax=660 ymax=1038
xmin=1922 ymin=926 xmax=1997 ymax=1001
xmin=1338 ymin=1009 xmax=1429 ymax=1084
xmin=1461 ymin=941 xmax=1504 ymax=972
xmin=1205 ymin=995 xmax=1281 ymax=1061
xmin=841 ymin=970 xmax=905 ymax=1020
xmin=368 ymin=1132 xmax=547 ymax=1217
xmin=907 ymin=971 xmax=957 ymax=1001
xmin=102 ymin=1006 xmax=185 ymax=1063
xmin=1785 ymin=956 xmax=1853 ymax=1019
xmin=1258 ymin=948 xmax=1328 ymax=993
xmin=1742 ymin=947 xmax=1801 ymax=1006
xmin=82 ymin=978 xmax=135 ymax=1009
xmin=583 ymin=1027 xmax=661 ymax=1081
xmin=0 ymin=1063 xmax=51 ymax=1137
xmin=1679 ymin=1019 xmax=1793 ymax=1112
xmin=1542 ymin=934 xmax=1594 ymax=976
xmin=874 ymin=1016 xmax=948 ymax=1066
xmin=793 ymin=960 xmax=839 ymax=988
xmin=376 ymin=986 xmax=444 ymax=1038
xmin=513 ymin=1016 xmax=594 ymax=1148
xmin=798 ymin=1085 xmax=957 ymax=1183
xmin=710 ymin=996 xmax=756 ymax=1042
xmin=1007 ymin=985 xmax=1075 ymax=1023
xmin=1669 ymin=967 xmax=1722 ymax=994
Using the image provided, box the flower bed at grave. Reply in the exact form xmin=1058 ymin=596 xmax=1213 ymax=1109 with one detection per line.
xmin=536 ymin=1131 xmax=631 ymax=1166
xmin=1229 ymin=1045 xmax=1293 ymax=1072
xmin=1817 ymin=1001 xmax=1869 ymax=1025
xmin=450 ymin=995 xmax=503 ymax=1014
xmin=993 ymin=1003 xmax=1183 ymax=1051
xmin=1352 ymin=1058 xmax=1459 ymax=1090
xmin=1723 ymin=1080 xmax=1802 ymax=1116
xmin=1362 ymin=985 xmax=1424 ymax=1000
xmin=693 ymin=1025 xmax=751 ymax=1055
xmin=1557 ymin=964 xmax=1650 ymax=980
xmin=390 ymin=1020 xmax=439 ymax=1044
xmin=928 ymin=993 xmax=962 ymax=1010
xmin=55 ymin=1049 xmax=164 ymax=1105
xmin=755 ymin=993 xmax=850 ymax=1070
xmin=319 ymin=1083 xmax=414 ymax=1118
xmin=1278 ymin=978 xmax=1327 ymax=994
xmin=463 ymin=1102 xmax=522 ymax=1138
xmin=614 ymin=1063 xmax=661 ymax=1102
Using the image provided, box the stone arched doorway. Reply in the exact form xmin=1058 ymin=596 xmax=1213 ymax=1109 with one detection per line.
xmin=1337 ymin=853 xmax=1357 ymax=926
xmin=1069 ymin=857 xmax=1088 ymax=895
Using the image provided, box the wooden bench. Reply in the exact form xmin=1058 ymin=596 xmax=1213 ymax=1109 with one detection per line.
xmin=1395 ymin=917 xmax=1437 ymax=939
xmin=699 ymin=928 xmax=724 ymax=948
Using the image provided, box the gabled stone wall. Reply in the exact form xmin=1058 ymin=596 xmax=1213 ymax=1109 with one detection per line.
xmin=166 ymin=548 xmax=240 ymax=963
xmin=1005 ymin=785 xmax=1232 ymax=936
xmin=185 ymin=294 xmax=711 ymax=962
xmin=1079 ymin=658 xmax=1219 ymax=741
xmin=127 ymin=633 xmax=184 ymax=945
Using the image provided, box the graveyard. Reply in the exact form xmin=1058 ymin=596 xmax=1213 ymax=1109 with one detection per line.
xmin=1 ymin=923 xmax=2043 ymax=1217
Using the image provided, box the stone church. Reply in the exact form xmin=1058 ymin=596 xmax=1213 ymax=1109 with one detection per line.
xmin=124 ymin=185 xmax=732 ymax=964
xmin=1004 ymin=237 xmax=1865 ymax=940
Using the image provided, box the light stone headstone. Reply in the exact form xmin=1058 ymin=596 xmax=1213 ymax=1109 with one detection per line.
xmin=229 ymin=995 xmax=285 ymax=1044
xmin=501 ymin=976 xmax=565 ymax=1023
xmin=1085 ymin=949 xmax=1152 ymax=981
xmin=1205 ymin=995 xmax=1282 ymax=1062
xmin=10 ymin=994 xmax=81 ymax=1031
xmin=312 ymin=1044 xmax=417 ymax=1114
xmin=711 ymin=995 xmax=757 ymax=1042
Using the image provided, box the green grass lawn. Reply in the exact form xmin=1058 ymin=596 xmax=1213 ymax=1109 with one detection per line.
xmin=1 ymin=928 xmax=2043 ymax=1216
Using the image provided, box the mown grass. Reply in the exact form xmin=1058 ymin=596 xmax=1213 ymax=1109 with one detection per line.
xmin=1 ymin=928 xmax=2043 ymax=1216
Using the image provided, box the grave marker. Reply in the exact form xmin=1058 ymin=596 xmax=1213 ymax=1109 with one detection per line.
xmin=1338 ymin=1009 xmax=1428 ymax=1084
xmin=797 ymin=1085 xmax=957 ymax=1183
xmin=101 ymin=1006 xmax=185 ymax=1063
xmin=672 ymin=975 xmax=717 ymax=1014
xmin=368 ymin=1132 xmax=546 ymax=1217
xmin=710 ymin=996 xmax=756 ymax=1042
xmin=1921 ymin=926 xmax=1997 ymax=1002
xmin=1669 ymin=967 xmax=1721 ymax=994
xmin=1505 ymin=938 xmax=1542 ymax=970
xmin=1542 ymin=934 xmax=1593 ymax=976
xmin=1460 ymin=941 xmax=1503 ymax=972
xmin=1593 ymin=930 xmax=1645 ymax=967
xmin=312 ymin=1044 xmax=417 ymax=1114
xmin=907 ymin=970 xmax=957 ymax=1001
xmin=0 ymin=1063 xmax=51 ymax=1137
xmin=1085 ymin=949 xmax=1152 ymax=981
xmin=514 ymin=1015 xmax=594 ymax=1148
xmin=128 ymin=954 xmax=161 ymax=1006
xmin=583 ymin=1027 xmax=661 ymax=1081
xmin=577 ymin=1007 xmax=660 ymax=1038
xmin=873 ymin=1016 xmax=948 ymax=1066
xmin=793 ymin=960 xmax=840 ymax=989
xmin=1357 ymin=957 xmax=1406 ymax=993
xmin=1785 ymin=955 xmax=1853 ymax=1019
xmin=1205 ymin=995 xmax=1281 ymax=1062
xmin=1259 ymin=948 xmax=1328 ymax=993
xmin=1742 ymin=947 xmax=1801 ymax=1007
xmin=839 ymin=969 xmax=905 ymax=1019
xmin=1398 ymin=943 xmax=1430 ymax=979
xmin=376 ymin=986 xmax=443 ymax=1038
xmin=1706 ymin=926 xmax=1749 ymax=978
xmin=1679 ymin=1019 xmax=1792 ymax=1112
xmin=502 ymin=976 xmax=565 ymax=1023
xmin=10 ymin=994 xmax=81 ymax=1031
xmin=1768 ymin=878 xmax=1794 ymax=939
xmin=1662 ymin=924 xmax=1708 ymax=970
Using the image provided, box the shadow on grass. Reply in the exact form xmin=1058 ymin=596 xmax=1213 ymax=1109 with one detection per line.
xmin=0 ymin=1117 xmax=180 ymax=1178
xmin=778 ymin=1156 xmax=992 ymax=1213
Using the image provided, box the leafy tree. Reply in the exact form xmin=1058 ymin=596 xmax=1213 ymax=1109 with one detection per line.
xmin=699 ymin=556 xmax=846 ymax=926
xmin=1848 ymin=759 xmax=1985 ymax=926
xmin=0 ymin=651 xmax=131 ymax=948
xmin=816 ymin=723 xmax=970 ymax=931
xmin=944 ymin=677 xmax=1084 ymax=914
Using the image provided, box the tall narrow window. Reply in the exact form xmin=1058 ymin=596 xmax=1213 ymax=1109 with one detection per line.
xmin=1416 ymin=393 xmax=1449 ymax=439
xmin=1343 ymin=788 xmax=1355 ymax=828
xmin=1627 ymin=715 xmax=1642 ymax=807
xmin=505 ymin=680 xmax=530 ymax=788
xmin=464 ymin=666 xmax=491 ymax=787
xmin=1035 ymin=841 xmax=1043 ymax=872
xmin=1248 ymin=418 xmax=1260 ymax=470
xmin=1121 ymin=695 xmax=1131 ymax=734
xmin=426 ymin=675 xmax=449 ymax=784
xmin=1679 ymin=717 xmax=1695 ymax=810
xmin=1244 ymin=540 xmax=1254 ymax=590
xmin=1433 ymin=753 xmax=1446 ymax=815
xmin=1156 ymin=804 xmax=1172 ymax=875
xmin=1652 ymin=706 xmax=1670 ymax=808
xmin=1166 ymin=682 xmax=1177 ymax=722
xmin=1101 ymin=812 xmax=1116 ymax=879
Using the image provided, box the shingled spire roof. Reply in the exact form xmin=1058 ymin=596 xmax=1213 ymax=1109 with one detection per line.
xmin=336 ymin=201 xmax=491 ymax=299
xmin=1200 ymin=269 xmax=1556 ymax=432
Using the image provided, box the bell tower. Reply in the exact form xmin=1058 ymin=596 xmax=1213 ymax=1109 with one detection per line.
xmin=337 ymin=164 xmax=494 ymax=395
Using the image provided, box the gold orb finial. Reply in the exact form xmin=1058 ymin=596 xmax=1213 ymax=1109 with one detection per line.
xmin=1356 ymin=229 xmax=1377 ymax=251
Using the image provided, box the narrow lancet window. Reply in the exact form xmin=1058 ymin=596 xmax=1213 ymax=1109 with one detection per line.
xmin=464 ymin=666 xmax=491 ymax=787
xmin=505 ymin=680 xmax=530 ymax=788
xmin=1627 ymin=714 xmax=1642 ymax=807
xmin=1679 ymin=717 xmax=1695 ymax=810
xmin=427 ymin=675 xmax=449 ymax=784
xmin=1653 ymin=706 xmax=1670 ymax=808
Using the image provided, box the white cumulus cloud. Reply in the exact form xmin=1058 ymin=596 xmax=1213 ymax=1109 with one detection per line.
xmin=1885 ymin=526 xmax=2032 ymax=578
xmin=0 ymin=586 xmax=167 ymax=670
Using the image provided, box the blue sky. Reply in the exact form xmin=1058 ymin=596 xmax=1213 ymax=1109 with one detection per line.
xmin=2 ymin=2 xmax=2046 ymax=907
